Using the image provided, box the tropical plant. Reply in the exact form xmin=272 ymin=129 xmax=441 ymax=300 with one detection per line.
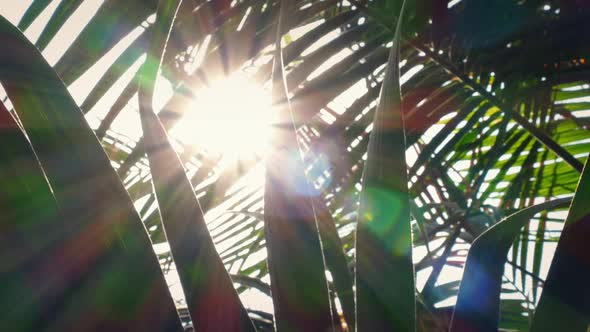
xmin=1 ymin=0 xmax=589 ymax=331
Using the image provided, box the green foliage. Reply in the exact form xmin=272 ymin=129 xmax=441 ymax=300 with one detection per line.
xmin=0 ymin=15 xmax=182 ymax=331
xmin=137 ymin=1 xmax=255 ymax=330
xmin=1 ymin=0 xmax=590 ymax=331
xmin=355 ymin=1 xmax=415 ymax=331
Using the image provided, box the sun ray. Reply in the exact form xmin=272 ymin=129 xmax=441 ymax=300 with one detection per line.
xmin=171 ymin=74 xmax=273 ymax=160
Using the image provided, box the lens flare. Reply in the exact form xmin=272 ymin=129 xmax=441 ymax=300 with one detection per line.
xmin=171 ymin=74 xmax=273 ymax=159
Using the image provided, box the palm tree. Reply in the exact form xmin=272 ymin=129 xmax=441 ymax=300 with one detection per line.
xmin=1 ymin=0 xmax=589 ymax=331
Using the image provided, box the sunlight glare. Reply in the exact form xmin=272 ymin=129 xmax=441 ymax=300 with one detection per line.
xmin=171 ymin=74 xmax=273 ymax=159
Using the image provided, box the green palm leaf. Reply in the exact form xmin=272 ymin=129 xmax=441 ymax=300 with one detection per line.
xmin=137 ymin=1 xmax=255 ymax=330
xmin=0 ymin=15 xmax=182 ymax=331
xmin=355 ymin=1 xmax=415 ymax=330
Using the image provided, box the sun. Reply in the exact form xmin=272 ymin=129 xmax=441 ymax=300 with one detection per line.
xmin=170 ymin=74 xmax=273 ymax=159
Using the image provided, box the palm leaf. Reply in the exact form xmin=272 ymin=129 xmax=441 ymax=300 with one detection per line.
xmin=0 ymin=15 xmax=182 ymax=331
xmin=451 ymin=197 xmax=571 ymax=332
xmin=531 ymin=155 xmax=590 ymax=331
xmin=355 ymin=1 xmax=415 ymax=330
xmin=137 ymin=1 xmax=255 ymax=331
xmin=7 ymin=1 xmax=590 ymax=330
xmin=17 ymin=0 xmax=52 ymax=30
xmin=53 ymin=0 xmax=158 ymax=84
xmin=263 ymin=1 xmax=334 ymax=330
xmin=0 ymin=101 xmax=62 ymax=330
